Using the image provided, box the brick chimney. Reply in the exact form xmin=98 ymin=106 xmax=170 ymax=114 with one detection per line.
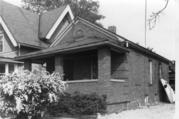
xmin=108 ymin=26 xmax=116 ymax=34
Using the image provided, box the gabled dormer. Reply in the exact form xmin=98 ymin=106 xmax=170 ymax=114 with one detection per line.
xmin=0 ymin=1 xmax=74 ymax=50
xmin=39 ymin=5 xmax=74 ymax=44
xmin=0 ymin=17 xmax=18 ymax=57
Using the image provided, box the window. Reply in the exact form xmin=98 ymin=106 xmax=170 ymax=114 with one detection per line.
xmin=0 ymin=34 xmax=3 ymax=52
xmin=90 ymin=56 xmax=98 ymax=79
xmin=159 ymin=63 xmax=162 ymax=79
xmin=0 ymin=64 xmax=5 ymax=75
xmin=63 ymin=50 xmax=98 ymax=81
xmin=9 ymin=64 xmax=14 ymax=74
xmin=149 ymin=60 xmax=153 ymax=84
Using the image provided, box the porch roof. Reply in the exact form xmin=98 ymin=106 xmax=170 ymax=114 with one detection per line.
xmin=0 ymin=57 xmax=23 ymax=64
xmin=15 ymin=38 xmax=129 ymax=61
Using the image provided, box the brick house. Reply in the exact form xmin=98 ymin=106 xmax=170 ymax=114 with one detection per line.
xmin=0 ymin=1 xmax=171 ymax=112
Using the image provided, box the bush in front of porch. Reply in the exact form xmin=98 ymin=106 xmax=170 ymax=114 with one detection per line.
xmin=47 ymin=92 xmax=107 ymax=117
xmin=0 ymin=70 xmax=66 ymax=119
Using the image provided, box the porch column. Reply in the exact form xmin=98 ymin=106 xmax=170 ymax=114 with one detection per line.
xmin=24 ymin=60 xmax=32 ymax=71
xmin=55 ymin=55 xmax=63 ymax=75
xmin=14 ymin=64 xmax=18 ymax=73
xmin=98 ymin=47 xmax=111 ymax=94
xmin=5 ymin=63 xmax=9 ymax=75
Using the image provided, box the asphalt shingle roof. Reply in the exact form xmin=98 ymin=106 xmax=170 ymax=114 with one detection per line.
xmin=15 ymin=37 xmax=127 ymax=60
xmin=40 ymin=6 xmax=67 ymax=38
xmin=0 ymin=1 xmax=66 ymax=48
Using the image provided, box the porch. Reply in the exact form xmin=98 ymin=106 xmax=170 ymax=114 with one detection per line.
xmin=0 ymin=57 xmax=23 ymax=75
xmin=22 ymin=47 xmax=129 ymax=95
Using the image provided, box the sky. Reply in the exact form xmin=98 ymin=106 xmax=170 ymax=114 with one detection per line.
xmin=3 ymin=0 xmax=178 ymax=60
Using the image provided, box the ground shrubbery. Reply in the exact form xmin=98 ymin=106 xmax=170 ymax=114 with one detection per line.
xmin=0 ymin=70 xmax=66 ymax=119
xmin=0 ymin=70 xmax=107 ymax=119
xmin=48 ymin=92 xmax=107 ymax=116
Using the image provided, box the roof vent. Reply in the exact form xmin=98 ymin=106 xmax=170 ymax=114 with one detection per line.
xmin=108 ymin=26 xmax=116 ymax=34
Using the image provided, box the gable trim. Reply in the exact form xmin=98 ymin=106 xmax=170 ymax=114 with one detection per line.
xmin=77 ymin=17 xmax=125 ymax=42
xmin=0 ymin=33 xmax=5 ymax=52
xmin=46 ymin=5 xmax=74 ymax=39
xmin=0 ymin=16 xmax=18 ymax=47
xmin=50 ymin=22 xmax=73 ymax=47
xmin=50 ymin=18 xmax=125 ymax=47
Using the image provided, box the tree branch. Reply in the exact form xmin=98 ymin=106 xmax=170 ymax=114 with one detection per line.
xmin=148 ymin=0 xmax=169 ymax=30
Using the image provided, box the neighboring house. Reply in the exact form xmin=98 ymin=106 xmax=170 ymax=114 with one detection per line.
xmin=0 ymin=1 xmax=171 ymax=112
xmin=0 ymin=0 xmax=73 ymax=74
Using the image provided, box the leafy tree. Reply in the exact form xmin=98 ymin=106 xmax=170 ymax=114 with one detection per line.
xmin=22 ymin=0 xmax=104 ymax=25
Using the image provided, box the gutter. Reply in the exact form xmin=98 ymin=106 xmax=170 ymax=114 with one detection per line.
xmin=128 ymin=42 xmax=171 ymax=63
xmin=19 ymin=43 xmax=46 ymax=50
xmin=15 ymin=40 xmax=129 ymax=61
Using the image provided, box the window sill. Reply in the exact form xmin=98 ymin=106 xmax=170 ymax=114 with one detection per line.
xmin=66 ymin=79 xmax=98 ymax=83
xmin=110 ymin=79 xmax=126 ymax=83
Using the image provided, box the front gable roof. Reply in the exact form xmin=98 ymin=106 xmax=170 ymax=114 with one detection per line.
xmin=16 ymin=17 xmax=171 ymax=63
xmin=41 ymin=5 xmax=74 ymax=39
xmin=15 ymin=17 xmax=129 ymax=60
xmin=0 ymin=1 xmax=74 ymax=49
xmin=50 ymin=17 xmax=125 ymax=47
xmin=0 ymin=1 xmax=170 ymax=63
xmin=0 ymin=16 xmax=17 ymax=47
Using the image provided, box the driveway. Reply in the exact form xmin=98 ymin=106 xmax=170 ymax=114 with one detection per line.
xmin=98 ymin=103 xmax=175 ymax=119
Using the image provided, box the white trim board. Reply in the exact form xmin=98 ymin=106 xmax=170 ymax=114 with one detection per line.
xmin=0 ymin=33 xmax=5 ymax=52
xmin=0 ymin=16 xmax=18 ymax=47
xmin=46 ymin=5 xmax=74 ymax=39
xmin=50 ymin=22 xmax=73 ymax=47
xmin=110 ymin=79 xmax=126 ymax=83
xmin=66 ymin=79 xmax=98 ymax=83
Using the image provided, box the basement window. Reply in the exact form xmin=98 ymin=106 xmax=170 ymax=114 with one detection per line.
xmin=149 ymin=60 xmax=153 ymax=84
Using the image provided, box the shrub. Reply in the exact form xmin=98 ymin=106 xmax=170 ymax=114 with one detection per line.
xmin=0 ymin=70 xmax=66 ymax=119
xmin=48 ymin=92 xmax=107 ymax=116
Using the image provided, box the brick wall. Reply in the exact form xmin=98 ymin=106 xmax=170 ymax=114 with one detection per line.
xmin=66 ymin=81 xmax=99 ymax=94
xmin=61 ymin=47 xmax=169 ymax=112
xmin=111 ymin=51 xmax=128 ymax=80
xmin=63 ymin=48 xmax=112 ymax=102
xmin=97 ymin=47 xmax=112 ymax=101
xmin=49 ymin=20 xmax=170 ymax=111
xmin=127 ymin=49 xmax=169 ymax=107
